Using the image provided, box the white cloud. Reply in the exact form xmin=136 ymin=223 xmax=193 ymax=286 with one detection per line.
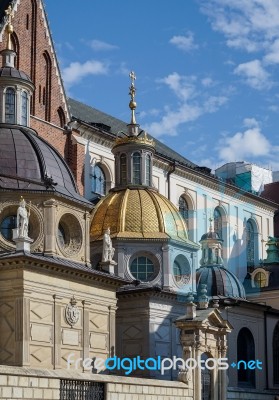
xmin=169 ymin=32 xmax=198 ymax=52
xmin=234 ymin=59 xmax=271 ymax=90
xmin=62 ymin=60 xmax=109 ymax=87
xmin=218 ymin=119 xmax=271 ymax=162
xmin=160 ymin=73 xmax=197 ymax=101
xmin=90 ymin=39 xmax=118 ymax=51
xmin=201 ymin=77 xmax=214 ymax=87
xmin=200 ymin=0 xmax=279 ymax=86
xmin=143 ymin=72 xmax=228 ymax=137
xmin=264 ymin=39 xmax=279 ymax=64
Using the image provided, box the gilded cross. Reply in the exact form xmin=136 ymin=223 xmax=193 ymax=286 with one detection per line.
xmin=5 ymin=5 xmax=14 ymax=24
xmin=129 ymin=71 xmax=136 ymax=87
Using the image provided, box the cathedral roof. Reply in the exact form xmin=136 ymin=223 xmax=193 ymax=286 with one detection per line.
xmin=196 ymin=265 xmax=246 ymax=300
xmin=68 ymin=98 xmax=199 ymax=169
xmin=0 ymin=124 xmax=90 ymax=205
xmin=90 ymin=187 xmax=199 ymax=245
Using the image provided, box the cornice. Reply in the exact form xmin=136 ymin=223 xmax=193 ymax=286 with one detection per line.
xmin=0 ymin=255 xmax=128 ymax=288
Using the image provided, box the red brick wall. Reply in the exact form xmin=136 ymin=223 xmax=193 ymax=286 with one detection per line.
xmin=0 ymin=0 xmax=85 ymax=195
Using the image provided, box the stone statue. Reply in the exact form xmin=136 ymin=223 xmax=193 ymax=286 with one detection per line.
xmin=102 ymin=227 xmax=115 ymax=262
xmin=17 ymin=197 xmax=30 ymax=238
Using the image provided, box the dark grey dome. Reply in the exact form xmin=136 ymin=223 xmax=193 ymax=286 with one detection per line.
xmin=200 ymin=231 xmax=222 ymax=241
xmin=0 ymin=67 xmax=32 ymax=83
xmin=0 ymin=124 xmax=89 ymax=204
xmin=197 ymin=265 xmax=246 ymax=299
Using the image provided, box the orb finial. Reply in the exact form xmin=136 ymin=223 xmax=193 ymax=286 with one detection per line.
xmin=5 ymin=5 xmax=14 ymax=51
xmin=129 ymin=71 xmax=137 ymax=124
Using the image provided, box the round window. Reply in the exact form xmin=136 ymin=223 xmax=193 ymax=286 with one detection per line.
xmin=173 ymin=255 xmax=191 ymax=285
xmin=0 ymin=215 xmax=17 ymax=241
xmin=130 ymin=256 xmax=155 ymax=282
xmin=56 ymin=214 xmax=82 ymax=256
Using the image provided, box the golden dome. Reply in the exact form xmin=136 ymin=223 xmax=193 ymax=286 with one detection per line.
xmin=90 ymin=187 xmax=194 ymax=243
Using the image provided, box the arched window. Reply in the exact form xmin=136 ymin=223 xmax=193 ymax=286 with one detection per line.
xmin=132 ymin=152 xmax=141 ymax=184
xmin=91 ymin=164 xmax=106 ymax=196
xmin=43 ymin=51 xmax=52 ymax=121
xmin=21 ymin=91 xmax=28 ymax=126
xmin=201 ymin=353 xmax=212 ymax=400
xmin=120 ymin=154 xmax=127 ymax=185
xmin=145 ymin=154 xmax=151 ymax=186
xmin=237 ymin=328 xmax=255 ymax=387
xmin=57 ymin=107 xmax=66 ymax=128
xmin=179 ymin=196 xmax=189 ymax=226
xmin=173 ymin=255 xmax=191 ymax=285
xmin=130 ymin=256 xmax=154 ymax=282
xmin=214 ymin=208 xmax=222 ymax=239
xmin=246 ymin=220 xmax=255 ymax=266
xmin=254 ymin=271 xmax=266 ymax=288
xmin=5 ymin=88 xmax=16 ymax=124
xmin=273 ymin=323 xmax=279 ymax=385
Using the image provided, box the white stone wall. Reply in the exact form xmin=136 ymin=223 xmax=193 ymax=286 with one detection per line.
xmin=0 ymin=366 xmax=193 ymax=400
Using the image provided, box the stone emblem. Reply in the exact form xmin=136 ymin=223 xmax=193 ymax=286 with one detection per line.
xmin=65 ymin=296 xmax=80 ymax=327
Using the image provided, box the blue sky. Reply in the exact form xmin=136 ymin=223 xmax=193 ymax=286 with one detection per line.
xmin=45 ymin=0 xmax=279 ymax=172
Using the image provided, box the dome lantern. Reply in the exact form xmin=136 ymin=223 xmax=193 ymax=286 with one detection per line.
xmin=111 ymin=72 xmax=155 ymax=189
xmin=0 ymin=5 xmax=34 ymax=127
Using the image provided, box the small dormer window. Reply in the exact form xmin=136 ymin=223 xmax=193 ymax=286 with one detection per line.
xmin=21 ymin=91 xmax=28 ymax=126
xmin=5 ymin=88 xmax=16 ymax=124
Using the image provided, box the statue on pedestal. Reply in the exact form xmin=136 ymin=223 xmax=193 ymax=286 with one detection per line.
xmin=17 ymin=197 xmax=30 ymax=238
xmin=100 ymin=227 xmax=117 ymax=274
xmin=102 ymin=227 xmax=115 ymax=262
xmin=12 ymin=197 xmax=33 ymax=252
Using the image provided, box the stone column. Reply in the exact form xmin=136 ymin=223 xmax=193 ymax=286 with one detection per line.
xmin=44 ymin=199 xmax=57 ymax=256
xmin=162 ymin=245 xmax=171 ymax=289
xmin=53 ymin=295 xmax=63 ymax=369
xmin=82 ymin=300 xmax=91 ymax=370
xmin=108 ymin=305 xmax=117 ymax=357
xmin=15 ymin=297 xmax=30 ymax=366
xmin=84 ymin=212 xmax=91 ymax=265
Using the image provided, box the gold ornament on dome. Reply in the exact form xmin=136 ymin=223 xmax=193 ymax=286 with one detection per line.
xmin=5 ymin=5 xmax=14 ymax=50
xmin=114 ymin=131 xmax=155 ymax=148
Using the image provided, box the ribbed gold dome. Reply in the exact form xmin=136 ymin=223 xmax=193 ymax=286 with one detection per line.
xmin=90 ymin=188 xmax=192 ymax=243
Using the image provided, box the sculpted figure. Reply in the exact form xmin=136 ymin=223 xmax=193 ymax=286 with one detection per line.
xmin=17 ymin=197 xmax=30 ymax=238
xmin=102 ymin=227 xmax=115 ymax=262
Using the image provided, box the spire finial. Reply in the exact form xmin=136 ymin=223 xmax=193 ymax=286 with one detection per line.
xmin=129 ymin=71 xmax=137 ymax=124
xmin=209 ymin=217 xmax=213 ymax=232
xmin=5 ymin=5 xmax=14 ymax=51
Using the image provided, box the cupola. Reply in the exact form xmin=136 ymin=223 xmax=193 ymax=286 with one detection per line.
xmin=0 ymin=6 xmax=34 ymax=126
xmin=111 ymin=71 xmax=155 ymax=189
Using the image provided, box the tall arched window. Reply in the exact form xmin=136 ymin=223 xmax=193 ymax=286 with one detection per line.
xmin=21 ymin=91 xmax=28 ymax=126
xmin=91 ymin=164 xmax=106 ymax=196
xmin=246 ymin=220 xmax=255 ymax=266
xmin=179 ymin=196 xmax=189 ymax=226
xmin=5 ymin=88 xmax=16 ymax=124
xmin=237 ymin=328 xmax=255 ymax=387
xmin=132 ymin=152 xmax=141 ymax=185
xmin=214 ymin=208 xmax=222 ymax=239
xmin=57 ymin=107 xmax=66 ymax=128
xmin=120 ymin=154 xmax=127 ymax=185
xmin=273 ymin=322 xmax=279 ymax=385
xmin=43 ymin=51 xmax=52 ymax=122
xmin=145 ymin=154 xmax=151 ymax=186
